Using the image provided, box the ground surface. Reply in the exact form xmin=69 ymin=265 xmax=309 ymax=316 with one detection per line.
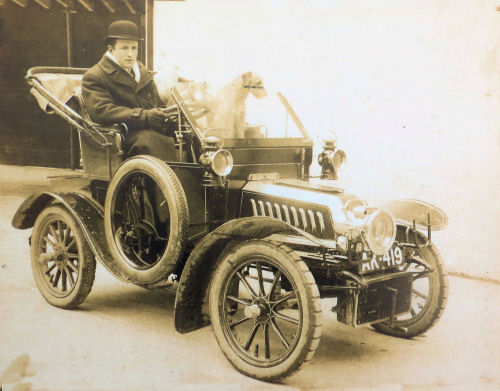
xmin=0 ymin=167 xmax=499 ymax=390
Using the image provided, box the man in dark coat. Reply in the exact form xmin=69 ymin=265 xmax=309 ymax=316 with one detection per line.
xmin=82 ymin=20 xmax=177 ymax=160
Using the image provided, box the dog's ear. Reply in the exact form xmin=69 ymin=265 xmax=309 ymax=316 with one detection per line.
xmin=242 ymin=71 xmax=253 ymax=86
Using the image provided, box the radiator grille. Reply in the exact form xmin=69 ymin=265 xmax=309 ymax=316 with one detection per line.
xmin=249 ymin=198 xmax=326 ymax=235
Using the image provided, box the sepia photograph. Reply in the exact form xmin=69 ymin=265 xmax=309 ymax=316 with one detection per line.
xmin=0 ymin=0 xmax=499 ymax=390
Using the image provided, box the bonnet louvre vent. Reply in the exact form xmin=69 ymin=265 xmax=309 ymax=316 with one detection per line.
xmin=249 ymin=198 xmax=326 ymax=235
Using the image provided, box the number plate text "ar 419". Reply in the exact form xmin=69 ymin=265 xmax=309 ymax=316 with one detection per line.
xmin=359 ymin=247 xmax=404 ymax=274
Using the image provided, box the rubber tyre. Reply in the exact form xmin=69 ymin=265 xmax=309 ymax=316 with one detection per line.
xmin=31 ymin=205 xmax=96 ymax=309
xmin=209 ymin=240 xmax=322 ymax=381
xmin=104 ymin=156 xmax=189 ymax=284
xmin=372 ymin=241 xmax=448 ymax=338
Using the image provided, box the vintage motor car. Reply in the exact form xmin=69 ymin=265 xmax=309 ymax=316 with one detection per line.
xmin=12 ymin=66 xmax=449 ymax=381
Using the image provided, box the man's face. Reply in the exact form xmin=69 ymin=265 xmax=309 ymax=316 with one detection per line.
xmin=109 ymin=39 xmax=138 ymax=69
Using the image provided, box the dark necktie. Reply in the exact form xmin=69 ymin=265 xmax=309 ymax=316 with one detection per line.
xmin=130 ymin=68 xmax=135 ymax=80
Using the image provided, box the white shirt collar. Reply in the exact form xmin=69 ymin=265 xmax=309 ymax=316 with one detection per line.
xmin=105 ymin=51 xmax=140 ymax=83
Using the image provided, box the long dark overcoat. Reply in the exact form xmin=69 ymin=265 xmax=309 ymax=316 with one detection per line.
xmin=82 ymin=55 xmax=177 ymax=160
xmin=82 ymin=54 xmax=162 ymax=130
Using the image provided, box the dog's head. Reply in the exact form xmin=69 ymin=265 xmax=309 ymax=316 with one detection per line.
xmin=241 ymin=72 xmax=267 ymax=99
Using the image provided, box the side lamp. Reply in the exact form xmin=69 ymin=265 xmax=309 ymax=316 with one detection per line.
xmin=199 ymin=136 xmax=234 ymax=181
xmin=318 ymin=133 xmax=347 ymax=180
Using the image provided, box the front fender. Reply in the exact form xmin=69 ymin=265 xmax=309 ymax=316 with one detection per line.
xmin=12 ymin=192 xmax=131 ymax=282
xmin=382 ymin=199 xmax=448 ymax=230
xmin=174 ymin=216 xmax=329 ymax=333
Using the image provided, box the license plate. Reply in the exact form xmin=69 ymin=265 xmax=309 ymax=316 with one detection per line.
xmin=358 ymin=247 xmax=404 ymax=274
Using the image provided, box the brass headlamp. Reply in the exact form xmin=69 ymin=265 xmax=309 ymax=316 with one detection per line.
xmin=199 ymin=136 xmax=234 ymax=178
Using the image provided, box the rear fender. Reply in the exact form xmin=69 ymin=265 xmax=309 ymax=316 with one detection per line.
xmin=174 ymin=216 xmax=327 ymax=333
xmin=12 ymin=192 xmax=131 ymax=282
xmin=12 ymin=193 xmax=56 ymax=230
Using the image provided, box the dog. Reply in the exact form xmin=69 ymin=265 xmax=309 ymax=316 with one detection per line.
xmin=206 ymin=71 xmax=267 ymax=138
xmin=156 ymin=71 xmax=267 ymax=138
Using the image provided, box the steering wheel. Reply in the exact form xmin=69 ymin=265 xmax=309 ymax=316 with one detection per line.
xmin=178 ymin=81 xmax=211 ymax=119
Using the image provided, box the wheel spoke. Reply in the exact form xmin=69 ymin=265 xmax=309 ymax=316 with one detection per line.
xmin=263 ymin=323 xmax=271 ymax=359
xmin=272 ymin=310 xmax=300 ymax=325
xmin=66 ymin=252 xmax=79 ymax=260
xmin=45 ymin=263 xmax=57 ymax=276
xmin=43 ymin=236 xmax=57 ymax=248
xmin=244 ymin=323 xmax=260 ymax=351
xmin=237 ymin=271 xmax=257 ymax=298
xmin=61 ymin=269 xmax=67 ymax=292
xmin=66 ymin=267 xmax=76 ymax=286
xmin=270 ymin=318 xmax=290 ymax=349
xmin=267 ymin=270 xmax=281 ymax=299
xmin=49 ymin=225 xmax=60 ymax=245
xmin=63 ymin=225 xmax=71 ymax=246
xmin=229 ymin=316 xmax=251 ymax=329
xmin=56 ymin=221 xmax=64 ymax=243
xmin=52 ymin=269 xmax=61 ymax=288
xmin=66 ymin=260 xmax=78 ymax=273
xmin=272 ymin=291 xmax=297 ymax=306
xmin=412 ymin=288 xmax=428 ymax=300
xmin=227 ymin=295 xmax=251 ymax=306
xmin=65 ymin=238 xmax=76 ymax=252
xmin=256 ymin=262 xmax=266 ymax=297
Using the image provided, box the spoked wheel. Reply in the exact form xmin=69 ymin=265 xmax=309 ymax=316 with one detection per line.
xmin=31 ymin=205 xmax=96 ymax=309
xmin=104 ymin=156 xmax=188 ymax=285
xmin=372 ymin=240 xmax=448 ymax=338
xmin=209 ymin=240 xmax=322 ymax=381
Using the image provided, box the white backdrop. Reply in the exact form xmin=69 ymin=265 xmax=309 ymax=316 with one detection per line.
xmin=154 ymin=0 xmax=500 ymax=280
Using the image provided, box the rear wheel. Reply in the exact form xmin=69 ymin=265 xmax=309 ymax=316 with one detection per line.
xmin=209 ymin=240 xmax=322 ymax=381
xmin=31 ymin=205 xmax=96 ymax=309
xmin=372 ymin=241 xmax=448 ymax=338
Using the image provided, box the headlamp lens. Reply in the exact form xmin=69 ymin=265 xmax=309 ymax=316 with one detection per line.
xmin=365 ymin=210 xmax=396 ymax=255
xmin=331 ymin=149 xmax=347 ymax=170
xmin=210 ymin=149 xmax=233 ymax=176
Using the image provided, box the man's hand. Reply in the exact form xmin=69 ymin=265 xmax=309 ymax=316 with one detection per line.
xmin=145 ymin=108 xmax=169 ymax=131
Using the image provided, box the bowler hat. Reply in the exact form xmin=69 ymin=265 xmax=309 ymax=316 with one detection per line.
xmin=105 ymin=20 xmax=143 ymax=42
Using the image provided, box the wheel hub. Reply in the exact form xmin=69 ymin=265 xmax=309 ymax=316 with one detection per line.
xmin=244 ymin=304 xmax=262 ymax=319
xmin=54 ymin=245 xmax=67 ymax=268
xmin=244 ymin=299 xmax=271 ymax=322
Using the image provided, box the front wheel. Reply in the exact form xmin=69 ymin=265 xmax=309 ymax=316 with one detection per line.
xmin=209 ymin=240 xmax=322 ymax=381
xmin=31 ymin=205 xmax=96 ymax=309
xmin=372 ymin=241 xmax=448 ymax=338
